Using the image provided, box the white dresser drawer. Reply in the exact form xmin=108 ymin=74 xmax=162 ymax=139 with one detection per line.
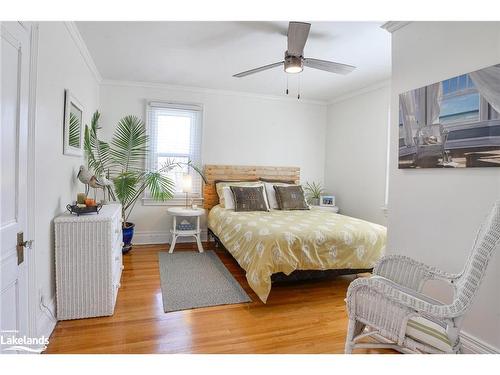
xmin=112 ymin=241 xmax=123 ymax=283
xmin=113 ymin=230 xmax=122 ymax=251
xmin=111 ymin=212 xmax=122 ymax=246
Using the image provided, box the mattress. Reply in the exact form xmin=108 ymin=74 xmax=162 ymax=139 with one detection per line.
xmin=208 ymin=205 xmax=386 ymax=303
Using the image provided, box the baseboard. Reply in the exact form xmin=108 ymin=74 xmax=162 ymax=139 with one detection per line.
xmin=133 ymin=229 xmax=208 ymax=245
xmin=460 ymin=331 xmax=500 ymax=354
xmin=37 ymin=296 xmax=57 ymax=346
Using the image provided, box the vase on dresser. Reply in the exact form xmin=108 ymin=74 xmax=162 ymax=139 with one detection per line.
xmin=54 ymin=203 xmax=124 ymax=320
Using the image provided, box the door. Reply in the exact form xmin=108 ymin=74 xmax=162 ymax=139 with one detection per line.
xmin=1 ymin=22 xmax=32 ymax=353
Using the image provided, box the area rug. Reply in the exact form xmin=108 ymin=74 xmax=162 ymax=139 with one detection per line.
xmin=158 ymin=251 xmax=251 ymax=312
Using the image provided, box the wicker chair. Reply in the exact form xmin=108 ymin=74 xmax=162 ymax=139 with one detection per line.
xmin=345 ymin=202 xmax=500 ymax=354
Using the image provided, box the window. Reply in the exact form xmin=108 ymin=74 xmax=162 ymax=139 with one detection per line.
xmin=146 ymin=101 xmax=203 ymax=204
xmin=428 ymin=73 xmax=499 ymax=126
xmin=437 ymin=74 xmax=480 ymax=125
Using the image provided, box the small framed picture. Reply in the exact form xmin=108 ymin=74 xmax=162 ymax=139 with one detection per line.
xmin=320 ymin=195 xmax=335 ymax=207
xmin=63 ymin=89 xmax=84 ymax=157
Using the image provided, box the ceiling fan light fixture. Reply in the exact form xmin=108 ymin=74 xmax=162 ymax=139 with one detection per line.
xmin=284 ymin=55 xmax=303 ymax=74
xmin=232 ymin=22 xmax=357 ymax=80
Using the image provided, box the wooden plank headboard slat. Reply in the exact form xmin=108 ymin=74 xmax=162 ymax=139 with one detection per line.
xmin=203 ymin=164 xmax=300 ymax=210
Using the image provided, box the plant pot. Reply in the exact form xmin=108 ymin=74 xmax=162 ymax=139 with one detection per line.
xmin=310 ymin=198 xmax=320 ymax=206
xmin=122 ymin=222 xmax=135 ymax=254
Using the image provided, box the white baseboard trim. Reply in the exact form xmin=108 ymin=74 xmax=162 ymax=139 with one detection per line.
xmin=460 ymin=331 xmax=500 ymax=354
xmin=37 ymin=296 xmax=57 ymax=346
xmin=133 ymin=229 xmax=208 ymax=245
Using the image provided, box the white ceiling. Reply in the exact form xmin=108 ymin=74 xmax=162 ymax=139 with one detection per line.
xmin=76 ymin=21 xmax=391 ymax=101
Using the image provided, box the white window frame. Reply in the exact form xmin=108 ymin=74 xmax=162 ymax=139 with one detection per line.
xmin=143 ymin=100 xmax=204 ymax=206
xmin=430 ymin=74 xmax=497 ymax=128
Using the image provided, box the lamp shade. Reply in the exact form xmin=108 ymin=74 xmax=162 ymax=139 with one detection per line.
xmin=182 ymin=174 xmax=193 ymax=193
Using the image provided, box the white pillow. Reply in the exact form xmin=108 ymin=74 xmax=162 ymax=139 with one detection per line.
xmin=222 ymin=187 xmax=235 ymax=210
xmin=264 ymin=182 xmax=293 ymax=209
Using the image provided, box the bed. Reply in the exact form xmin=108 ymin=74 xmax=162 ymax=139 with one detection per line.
xmin=204 ymin=164 xmax=387 ymax=303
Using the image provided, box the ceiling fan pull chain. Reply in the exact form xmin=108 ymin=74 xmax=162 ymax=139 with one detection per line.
xmin=286 ymin=74 xmax=289 ymax=95
xmin=297 ymin=75 xmax=301 ymax=100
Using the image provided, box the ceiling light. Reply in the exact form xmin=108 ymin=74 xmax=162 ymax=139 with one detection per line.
xmin=284 ymin=55 xmax=303 ymax=74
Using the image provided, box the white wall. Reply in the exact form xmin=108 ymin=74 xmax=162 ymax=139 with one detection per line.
xmin=99 ymin=83 xmax=327 ymax=240
xmin=34 ymin=22 xmax=100 ymax=334
xmin=388 ymin=22 xmax=500 ymax=351
xmin=324 ymin=84 xmax=390 ymax=225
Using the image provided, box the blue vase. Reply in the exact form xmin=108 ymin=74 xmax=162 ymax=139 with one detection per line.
xmin=122 ymin=222 xmax=135 ymax=254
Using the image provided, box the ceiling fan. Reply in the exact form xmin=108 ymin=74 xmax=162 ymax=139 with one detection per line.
xmin=233 ymin=22 xmax=356 ymax=79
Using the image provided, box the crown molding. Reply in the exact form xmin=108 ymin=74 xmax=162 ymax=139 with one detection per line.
xmin=328 ymin=79 xmax=391 ymax=105
xmin=100 ymin=79 xmax=328 ymax=106
xmin=64 ymin=21 xmax=102 ymax=83
xmin=381 ymin=21 xmax=412 ymax=33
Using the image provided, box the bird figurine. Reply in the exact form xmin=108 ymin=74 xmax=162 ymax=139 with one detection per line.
xmin=77 ymin=165 xmax=113 ymax=200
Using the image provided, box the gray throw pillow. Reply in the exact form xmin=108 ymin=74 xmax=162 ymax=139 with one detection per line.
xmin=273 ymin=185 xmax=310 ymax=210
xmin=230 ymin=186 xmax=269 ymax=212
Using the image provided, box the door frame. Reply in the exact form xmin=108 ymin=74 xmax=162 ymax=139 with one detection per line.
xmin=20 ymin=21 xmax=40 ymax=338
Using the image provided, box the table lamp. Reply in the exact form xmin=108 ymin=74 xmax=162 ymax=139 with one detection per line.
xmin=182 ymin=174 xmax=193 ymax=209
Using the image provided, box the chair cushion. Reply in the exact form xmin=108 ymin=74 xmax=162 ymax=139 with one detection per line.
xmin=406 ymin=316 xmax=453 ymax=353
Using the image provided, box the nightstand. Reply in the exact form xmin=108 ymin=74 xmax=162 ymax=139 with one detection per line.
xmin=312 ymin=205 xmax=340 ymax=213
xmin=167 ymin=207 xmax=205 ymax=253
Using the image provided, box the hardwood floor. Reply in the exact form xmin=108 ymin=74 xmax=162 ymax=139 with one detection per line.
xmin=45 ymin=243 xmax=391 ymax=354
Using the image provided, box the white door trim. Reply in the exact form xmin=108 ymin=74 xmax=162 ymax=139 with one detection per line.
xmin=25 ymin=21 xmax=40 ymax=338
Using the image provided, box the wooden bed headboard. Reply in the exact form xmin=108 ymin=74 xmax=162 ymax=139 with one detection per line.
xmin=203 ymin=164 xmax=300 ymax=210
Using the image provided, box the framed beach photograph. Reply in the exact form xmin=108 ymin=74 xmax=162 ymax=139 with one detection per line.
xmin=320 ymin=195 xmax=335 ymax=207
xmin=398 ymin=63 xmax=500 ymax=169
xmin=63 ymin=89 xmax=84 ymax=156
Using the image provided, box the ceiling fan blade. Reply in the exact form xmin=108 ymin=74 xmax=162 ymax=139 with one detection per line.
xmin=304 ymin=58 xmax=356 ymax=75
xmin=287 ymin=22 xmax=311 ymax=56
xmin=233 ymin=61 xmax=284 ymax=78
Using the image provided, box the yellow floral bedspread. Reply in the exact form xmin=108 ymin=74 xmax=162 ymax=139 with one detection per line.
xmin=208 ymin=205 xmax=386 ymax=303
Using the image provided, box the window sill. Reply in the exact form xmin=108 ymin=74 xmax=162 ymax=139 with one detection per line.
xmin=142 ymin=197 xmax=204 ymax=207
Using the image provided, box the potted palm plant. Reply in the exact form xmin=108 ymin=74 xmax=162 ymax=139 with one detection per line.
xmin=84 ymin=111 xmax=206 ymax=253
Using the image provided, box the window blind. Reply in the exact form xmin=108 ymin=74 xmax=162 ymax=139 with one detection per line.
xmin=147 ymin=101 xmax=203 ymax=199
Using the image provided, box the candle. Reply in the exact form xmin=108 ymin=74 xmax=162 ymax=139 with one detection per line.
xmin=85 ymin=198 xmax=96 ymax=207
xmin=77 ymin=193 xmax=86 ymax=204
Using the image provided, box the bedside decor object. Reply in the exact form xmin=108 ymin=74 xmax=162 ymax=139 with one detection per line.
xmin=83 ymin=111 xmax=207 ymax=253
xmin=182 ymin=174 xmax=193 ymax=208
xmin=77 ymin=164 xmax=112 ymax=199
xmin=177 ymin=219 xmax=195 ymax=231
xmin=63 ymin=90 xmax=84 ymax=157
xmin=66 ymin=203 xmax=102 ymax=216
xmin=167 ymin=207 xmax=204 ymax=253
xmin=84 ymin=197 xmax=97 ymax=206
xmin=77 ymin=192 xmax=86 ymax=204
xmin=304 ymin=181 xmax=325 ymax=206
xmin=55 ymin=204 xmax=123 ymax=320
xmin=320 ymin=195 xmax=336 ymax=207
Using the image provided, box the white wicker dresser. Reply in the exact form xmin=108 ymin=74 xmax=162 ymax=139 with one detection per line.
xmin=54 ymin=204 xmax=123 ymax=320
